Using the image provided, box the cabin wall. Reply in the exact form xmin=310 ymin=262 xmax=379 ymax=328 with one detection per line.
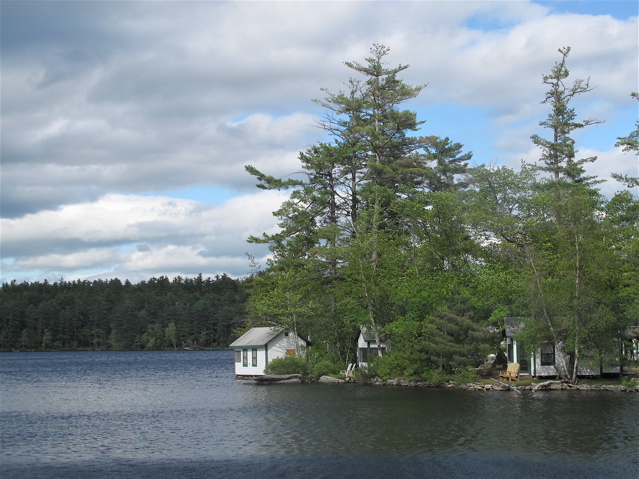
xmin=234 ymin=346 xmax=267 ymax=376
xmin=507 ymin=338 xmax=559 ymax=377
xmin=506 ymin=337 xmax=627 ymax=378
xmin=267 ymin=331 xmax=307 ymax=363
xmin=530 ymin=349 xmax=560 ymax=377
xmin=231 ymin=328 xmax=309 ymax=377
xmin=575 ymin=354 xmax=621 ymax=376
xmin=357 ymin=333 xmax=389 ymax=368
xmin=234 ymin=333 xmax=308 ymax=376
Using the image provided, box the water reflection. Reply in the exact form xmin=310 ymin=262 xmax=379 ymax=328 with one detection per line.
xmin=234 ymin=381 xmax=638 ymax=463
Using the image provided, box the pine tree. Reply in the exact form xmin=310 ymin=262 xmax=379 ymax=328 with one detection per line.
xmin=612 ymin=92 xmax=639 ymax=189
xmin=530 ymin=47 xmax=602 ymax=185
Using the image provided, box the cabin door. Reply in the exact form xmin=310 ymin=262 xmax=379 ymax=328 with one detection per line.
xmin=518 ymin=344 xmax=529 ymax=373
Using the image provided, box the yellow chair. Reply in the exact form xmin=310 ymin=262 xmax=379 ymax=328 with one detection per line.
xmin=499 ymin=363 xmax=520 ymax=381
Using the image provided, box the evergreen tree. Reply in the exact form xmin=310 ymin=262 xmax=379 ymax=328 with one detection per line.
xmin=245 ymin=45 xmax=428 ymax=359
xmin=612 ymin=92 xmax=639 ymax=189
xmin=416 ymin=136 xmax=471 ymax=192
xmin=530 ymin=46 xmax=602 ymax=185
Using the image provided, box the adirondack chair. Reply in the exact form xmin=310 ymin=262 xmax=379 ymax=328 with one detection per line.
xmin=339 ymin=363 xmax=355 ymax=378
xmin=499 ymin=363 xmax=520 ymax=381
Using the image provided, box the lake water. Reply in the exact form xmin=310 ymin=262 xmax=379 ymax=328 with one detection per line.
xmin=1 ymin=351 xmax=637 ymax=478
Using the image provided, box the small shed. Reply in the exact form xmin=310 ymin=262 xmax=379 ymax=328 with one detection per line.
xmin=229 ymin=327 xmax=308 ymax=377
xmin=357 ymin=325 xmax=390 ymax=368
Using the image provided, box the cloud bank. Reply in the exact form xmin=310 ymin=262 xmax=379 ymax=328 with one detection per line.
xmin=1 ymin=0 xmax=637 ymax=283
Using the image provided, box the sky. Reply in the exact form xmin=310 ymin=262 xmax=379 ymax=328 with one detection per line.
xmin=1 ymin=0 xmax=638 ymax=285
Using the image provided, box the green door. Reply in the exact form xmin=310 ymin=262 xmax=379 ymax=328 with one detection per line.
xmin=518 ymin=344 xmax=529 ymax=373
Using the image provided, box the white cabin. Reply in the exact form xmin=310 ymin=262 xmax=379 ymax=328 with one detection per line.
xmin=229 ymin=327 xmax=308 ymax=377
xmin=357 ymin=326 xmax=390 ymax=368
xmin=504 ymin=318 xmax=634 ymax=378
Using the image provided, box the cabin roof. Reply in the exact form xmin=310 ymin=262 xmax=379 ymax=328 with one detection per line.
xmin=359 ymin=325 xmax=388 ymax=343
xmin=229 ymin=327 xmax=283 ymax=347
xmin=503 ymin=317 xmax=526 ymax=336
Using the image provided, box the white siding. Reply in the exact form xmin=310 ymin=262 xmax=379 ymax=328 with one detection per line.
xmin=233 ymin=330 xmax=307 ymax=376
xmin=234 ymin=347 xmax=267 ymax=376
xmin=267 ymin=331 xmax=307 ymax=362
xmin=356 ymin=331 xmax=389 ymax=368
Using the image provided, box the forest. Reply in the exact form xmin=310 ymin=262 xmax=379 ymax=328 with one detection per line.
xmin=1 ymin=46 xmax=637 ymax=384
xmin=0 ymin=274 xmax=247 ymax=351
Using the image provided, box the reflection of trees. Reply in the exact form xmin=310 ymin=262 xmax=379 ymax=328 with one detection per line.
xmin=233 ymin=385 xmax=635 ymax=460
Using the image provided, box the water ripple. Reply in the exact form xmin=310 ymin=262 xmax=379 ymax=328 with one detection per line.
xmin=1 ymin=351 xmax=637 ymax=478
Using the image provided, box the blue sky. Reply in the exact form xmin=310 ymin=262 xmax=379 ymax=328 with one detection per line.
xmin=538 ymin=0 xmax=637 ymax=19
xmin=1 ymin=0 xmax=637 ymax=284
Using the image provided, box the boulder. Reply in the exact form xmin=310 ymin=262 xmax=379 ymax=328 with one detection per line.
xmin=318 ymin=375 xmax=344 ymax=383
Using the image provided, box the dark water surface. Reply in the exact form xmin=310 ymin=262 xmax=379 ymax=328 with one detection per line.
xmin=1 ymin=351 xmax=637 ymax=478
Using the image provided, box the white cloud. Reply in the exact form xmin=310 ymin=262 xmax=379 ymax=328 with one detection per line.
xmin=1 ymin=191 xmax=288 ymax=281
xmin=512 ymin=144 xmax=638 ymax=199
xmin=1 ymin=0 xmax=637 ymax=283
xmin=582 ymin=148 xmax=639 ymax=198
xmin=13 ymin=248 xmax=123 ymax=271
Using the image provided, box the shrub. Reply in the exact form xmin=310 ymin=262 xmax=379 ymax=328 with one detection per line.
xmin=264 ymin=356 xmax=309 ymax=376
xmin=420 ymin=368 xmax=450 ymax=387
xmin=309 ymin=360 xmax=340 ymax=379
xmin=452 ymin=367 xmax=480 ymax=384
xmin=373 ymin=353 xmax=419 ymax=380
xmin=353 ymin=364 xmax=376 ymax=382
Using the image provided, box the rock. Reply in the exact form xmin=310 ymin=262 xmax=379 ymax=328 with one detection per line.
xmin=318 ymin=375 xmax=344 ymax=383
xmin=254 ymin=374 xmax=302 ymax=382
xmin=252 ymin=378 xmax=302 ymax=385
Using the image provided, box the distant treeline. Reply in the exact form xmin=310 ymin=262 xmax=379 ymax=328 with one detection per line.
xmin=0 ymin=274 xmax=247 ymax=351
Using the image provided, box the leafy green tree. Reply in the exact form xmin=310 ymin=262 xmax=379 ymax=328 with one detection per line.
xmin=165 ymin=322 xmax=178 ymax=349
xmin=469 ymin=165 xmax=635 ymax=383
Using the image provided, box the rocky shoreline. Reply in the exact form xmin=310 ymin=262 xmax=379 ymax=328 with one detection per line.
xmin=317 ymin=375 xmax=639 ymax=392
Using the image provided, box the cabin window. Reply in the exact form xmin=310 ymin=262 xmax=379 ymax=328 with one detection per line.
xmin=540 ymin=343 xmax=555 ymax=366
xmin=358 ymin=348 xmax=368 ymax=363
xmin=242 ymin=349 xmax=248 ymax=367
xmin=252 ymin=348 xmax=258 ymax=367
xmin=368 ymin=347 xmax=386 ymax=360
xmin=234 ymin=350 xmax=241 ymax=363
xmin=284 ymin=331 xmax=289 ymax=337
